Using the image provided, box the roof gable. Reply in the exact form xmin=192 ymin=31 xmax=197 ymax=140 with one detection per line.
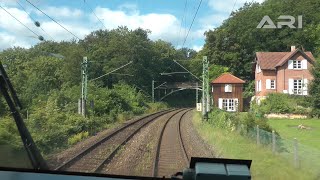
xmin=256 ymin=49 xmax=315 ymax=70
xmin=275 ymin=49 xmax=315 ymax=67
xmin=211 ymin=73 xmax=245 ymax=84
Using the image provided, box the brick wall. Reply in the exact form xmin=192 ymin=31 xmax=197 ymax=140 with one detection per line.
xmin=255 ymin=53 xmax=314 ymax=97
xmin=277 ymin=54 xmax=313 ymax=94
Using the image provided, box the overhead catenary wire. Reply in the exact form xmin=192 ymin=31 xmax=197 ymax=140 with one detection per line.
xmin=83 ymin=0 xmax=106 ymax=29
xmin=176 ymin=0 xmax=188 ymax=47
xmin=25 ymin=0 xmax=81 ymax=40
xmin=181 ymin=0 xmax=203 ymax=48
xmin=90 ymin=61 xmax=133 ymax=81
xmin=230 ymin=0 xmax=238 ymax=16
xmin=16 ymin=0 xmax=54 ymax=41
xmin=0 ymin=4 xmax=43 ymax=40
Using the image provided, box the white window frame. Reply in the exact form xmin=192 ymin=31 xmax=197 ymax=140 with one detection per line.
xmin=266 ymin=79 xmax=276 ymax=90
xmin=293 ymin=60 xmax=302 ymax=70
xmin=293 ymin=79 xmax=303 ymax=95
xmin=270 ymin=80 xmax=276 ymax=89
xmin=222 ymin=99 xmax=238 ymax=112
xmin=225 ymin=84 xmax=232 ymax=92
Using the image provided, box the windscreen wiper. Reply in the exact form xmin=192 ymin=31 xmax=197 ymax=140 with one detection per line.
xmin=0 ymin=62 xmax=48 ymax=170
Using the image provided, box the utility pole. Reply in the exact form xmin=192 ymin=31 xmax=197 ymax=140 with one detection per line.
xmin=152 ymin=80 xmax=155 ymax=103
xmin=206 ymin=58 xmax=210 ymax=113
xmin=79 ymin=57 xmax=88 ymax=117
xmin=78 ymin=59 xmax=133 ymax=116
xmin=196 ymin=82 xmax=198 ymax=103
xmin=202 ymin=56 xmax=209 ymax=120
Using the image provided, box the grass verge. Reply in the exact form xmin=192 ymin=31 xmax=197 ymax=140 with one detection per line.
xmin=268 ymin=118 xmax=320 ymax=150
xmin=192 ymin=111 xmax=316 ymax=180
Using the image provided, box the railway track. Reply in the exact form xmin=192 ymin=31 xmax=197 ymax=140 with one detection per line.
xmin=152 ymin=109 xmax=192 ymax=178
xmin=55 ymin=109 xmax=182 ymax=173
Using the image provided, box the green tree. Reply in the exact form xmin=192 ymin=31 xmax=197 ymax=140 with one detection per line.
xmin=309 ymin=60 xmax=320 ymax=117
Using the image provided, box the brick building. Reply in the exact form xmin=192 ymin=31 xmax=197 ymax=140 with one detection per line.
xmin=254 ymin=46 xmax=315 ymax=103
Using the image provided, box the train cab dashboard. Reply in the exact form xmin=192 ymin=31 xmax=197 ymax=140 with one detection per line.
xmin=0 ymin=157 xmax=252 ymax=180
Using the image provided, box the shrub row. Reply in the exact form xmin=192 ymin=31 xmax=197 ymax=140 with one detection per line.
xmin=252 ymin=93 xmax=312 ymax=116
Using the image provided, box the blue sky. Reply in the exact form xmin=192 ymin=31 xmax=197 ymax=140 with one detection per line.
xmin=0 ymin=0 xmax=264 ymax=51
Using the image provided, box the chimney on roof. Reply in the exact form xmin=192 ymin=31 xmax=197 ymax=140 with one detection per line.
xmin=291 ymin=46 xmax=296 ymax=52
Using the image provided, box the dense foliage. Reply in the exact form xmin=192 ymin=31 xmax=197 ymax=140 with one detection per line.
xmin=2 ymin=0 xmax=320 ymax=156
xmin=309 ymin=60 xmax=320 ymax=117
xmin=208 ymin=108 xmax=272 ymax=133
xmin=1 ymin=27 xmax=202 ymax=154
xmin=252 ymin=93 xmax=312 ymax=116
xmin=199 ymin=0 xmax=320 ymax=81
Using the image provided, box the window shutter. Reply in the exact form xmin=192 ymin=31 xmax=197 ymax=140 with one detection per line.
xmin=302 ymin=59 xmax=308 ymax=69
xmin=303 ymin=79 xmax=308 ymax=95
xmin=218 ymin=98 xmax=223 ymax=109
xmin=266 ymin=79 xmax=271 ymax=90
xmin=234 ymin=98 xmax=239 ymax=111
xmin=288 ymin=79 xmax=293 ymax=94
xmin=274 ymin=80 xmax=276 ymax=89
xmin=259 ymin=80 xmax=262 ymax=91
xmin=288 ymin=60 xmax=293 ymax=69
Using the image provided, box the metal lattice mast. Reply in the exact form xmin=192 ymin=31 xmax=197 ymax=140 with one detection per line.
xmin=152 ymin=80 xmax=155 ymax=103
xmin=80 ymin=57 xmax=88 ymax=116
xmin=81 ymin=57 xmax=88 ymax=100
xmin=206 ymin=58 xmax=210 ymax=112
xmin=196 ymin=82 xmax=198 ymax=103
xmin=202 ymin=56 xmax=209 ymax=120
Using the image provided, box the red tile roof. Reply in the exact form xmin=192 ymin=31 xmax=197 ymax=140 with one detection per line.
xmin=256 ymin=49 xmax=315 ymax=70
xmin=211 ymin=73 xmax=245 ymax=84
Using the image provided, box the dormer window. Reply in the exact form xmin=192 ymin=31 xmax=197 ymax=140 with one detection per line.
xmin=225 ymin=84 xmax=232 ymax=92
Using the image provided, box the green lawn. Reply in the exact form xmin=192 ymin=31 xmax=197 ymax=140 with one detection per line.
xmin=192 ymin=112 xmax=318 ymax=180
xmin=268 ymin=118 xmax=320 ymax=150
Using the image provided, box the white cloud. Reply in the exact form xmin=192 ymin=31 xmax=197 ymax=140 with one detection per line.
xmin=94 ymin=7 xmax=204 ymax=46
xmin=0 ymin=4 xmax=205 ymax=51
xmin=0 ymin=7 xmax=34 ymax=35
xmin=34 ymin=6 xmax=84 ymax=19
xmin=192 ymin=45 xmax=203 ymax=52
xmin=41 ymin=21 xmax=92 ymax=41
xmin=0 ymin=32 xmax=32 ymax=50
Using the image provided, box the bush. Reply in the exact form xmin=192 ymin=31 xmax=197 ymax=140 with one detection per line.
xmin=253 ymin=93 xmax=311 ymax=116
xmin=259 ymin=93 xmax=295 ymax=114
xmin=146 ymin=102 xmax=168 ymax=113
xmin=208 ymin=108 xmax=273 ymax=133
xmin=68 ymin=131 xmax=89 ymax=145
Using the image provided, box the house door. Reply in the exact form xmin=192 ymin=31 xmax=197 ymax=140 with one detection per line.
xmin=218 ymin=98 xmax=239 ymax=112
